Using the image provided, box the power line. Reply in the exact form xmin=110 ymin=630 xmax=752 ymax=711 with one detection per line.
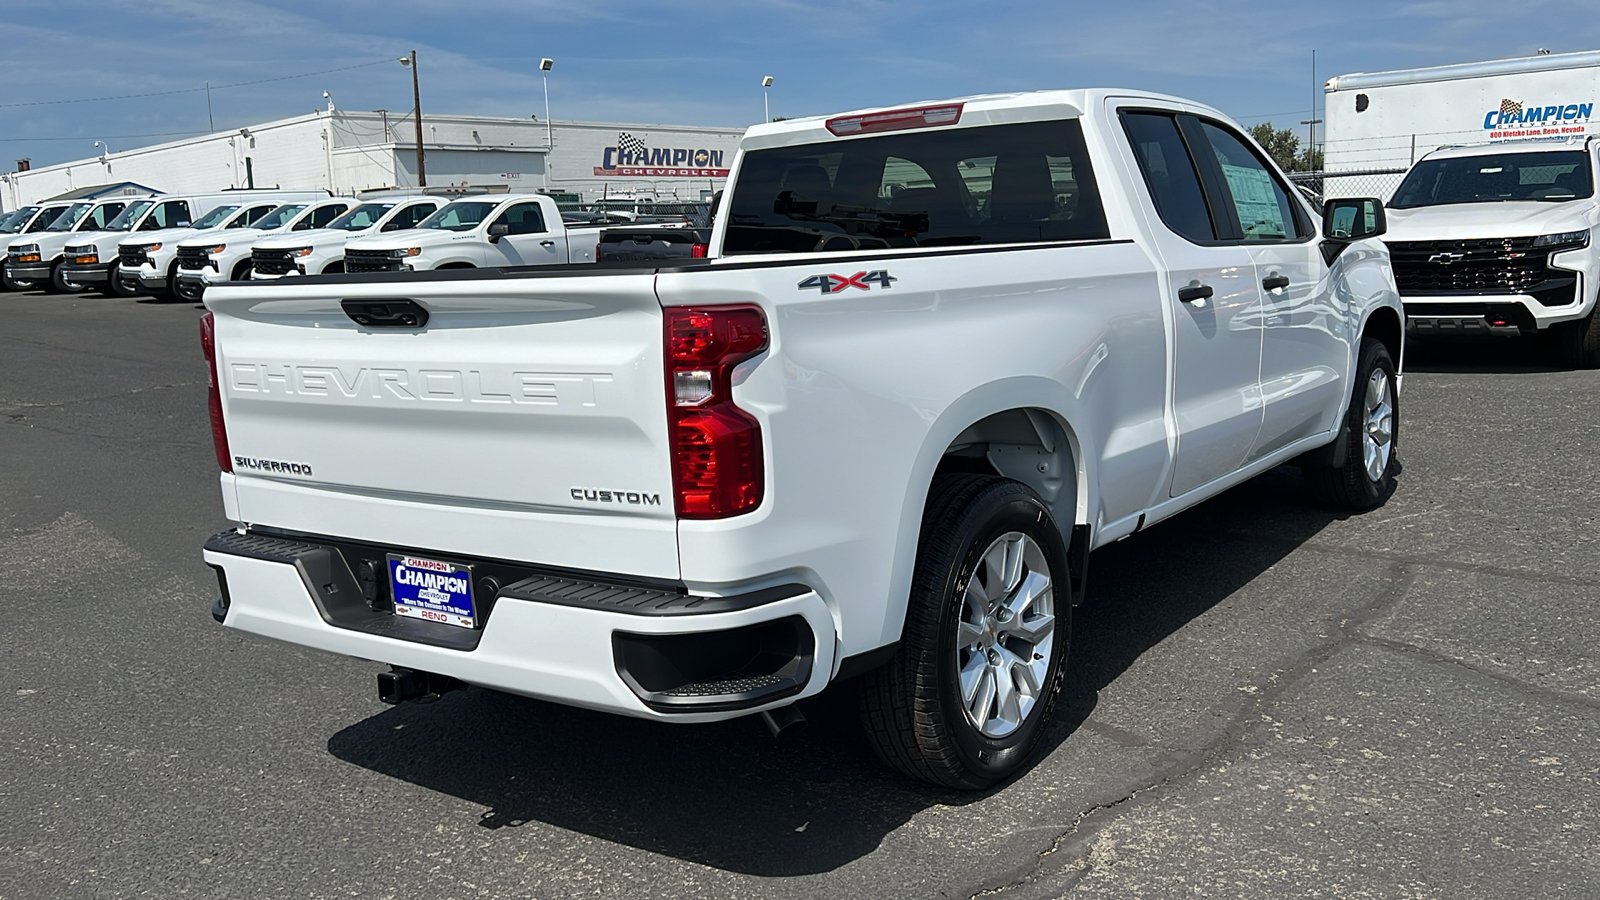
xmin=0 ymin=58 xmax=396 ymax=110
xmin=0 ymin=130 xmax=207 ymax=144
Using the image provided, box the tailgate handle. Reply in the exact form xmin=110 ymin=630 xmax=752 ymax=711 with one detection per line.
xmin=341 ymin=298 xmax=429 ymax=329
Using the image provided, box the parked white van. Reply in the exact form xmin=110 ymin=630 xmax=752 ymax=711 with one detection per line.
xmin=0 ymin=203 xmax=76 ymax=291
xmin=4 ymin=198 xmax=135 ymax=293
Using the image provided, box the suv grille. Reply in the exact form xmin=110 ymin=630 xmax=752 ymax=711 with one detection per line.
xmin=1386 ymin=236 xmax=1584 ymax=307
xmin=345 ymin=249 xmax=403 ymax=274
xmin=176 ymin=246 xmax=212 ymax=272
xmin=252 ymin=248 xmax=297 ymax=276
xmin=118 ymin=245 xmax=147 ymax=267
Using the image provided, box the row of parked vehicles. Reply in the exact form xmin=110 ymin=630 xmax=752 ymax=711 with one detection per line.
xmin=0 ymin=190 xmax=711 ymax=301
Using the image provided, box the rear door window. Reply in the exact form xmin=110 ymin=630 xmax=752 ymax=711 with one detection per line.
xmin=1121 ymin=112 xmax=1217 ymax=243
xmin=723 ymin=118 xmax=1109 ymax=255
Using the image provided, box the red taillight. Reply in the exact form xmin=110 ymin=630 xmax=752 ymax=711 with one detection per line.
xmin=665 ymin=305 xmax=767 ymax=518
xmin=199 ymin=312 xmax=232 ymax=473
xmin=689 ymin=243 xmax=708 ymax=259
xmin=825 ymin=103 xmax=963 ymax=136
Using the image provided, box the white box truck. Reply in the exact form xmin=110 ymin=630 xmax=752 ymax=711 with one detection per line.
xmin=1323 ymin=49 xmax=1600 ymax=200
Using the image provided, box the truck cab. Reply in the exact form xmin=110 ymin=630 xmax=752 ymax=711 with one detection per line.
xmin=171 ymin=198 xmax=352 ymax=300
xmin=342 ymin=194 xmax=594 ymax=273
xmin=1385 ymin=138 xmax=1600 ymax=366
xmin=3 ymin=198 xmax=130 ymax=293
xmin=249 ymin=197 xmax=438 ymax=279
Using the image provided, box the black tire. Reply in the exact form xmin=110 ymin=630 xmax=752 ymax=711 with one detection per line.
xmin=48 ymin=260 xmax=85 ymax=294
xmin=857 ymin=474 xmax=1072 ymax=790
xmin=0 ymin=267 xmax=30 ymax=292
xmin=230 ymin=260 xmax=252 ymax=282
xmin=1554 ymin=308 xmax=1600 ymax=369
xmin=1305 ymin=337 xmax=1400 ymax=510
xmin=322 ymin=261 xmax=345 ymax=275
xmin=105 ymin=260 xmax=141 ymax=297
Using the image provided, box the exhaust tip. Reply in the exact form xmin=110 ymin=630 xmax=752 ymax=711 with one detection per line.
xmin=759 ymin=705 xmax=807 ymax=739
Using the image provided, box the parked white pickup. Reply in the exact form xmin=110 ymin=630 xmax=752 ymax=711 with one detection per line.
xmin=200 ymin=89 xmax=1405 ymax=788
xmin=340 ymin=193 xmax=596 ymax=273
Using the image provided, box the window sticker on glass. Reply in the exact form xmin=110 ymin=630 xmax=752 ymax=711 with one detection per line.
xmin=1218 ymin=163 xmax=1288 ymax=240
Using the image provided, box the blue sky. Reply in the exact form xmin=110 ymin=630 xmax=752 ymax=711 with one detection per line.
xmin=5 ymin=0 xmax=1600 ymax=168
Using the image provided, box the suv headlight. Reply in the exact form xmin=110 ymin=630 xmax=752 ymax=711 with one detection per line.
xmin=1532 ymin=230 xmax=1590 ymax=248
xmin=11 ymin=243 xmax=40 ymax=262
xmin=206 ymin=245 xmax=226 ymax=255
xmin=289 ymin=247 xmax=314 ymax=258
xmin=389 ymin=247 xmax=422 ymax=258
xmin=140 ymin=243 xmax=162 ymax=253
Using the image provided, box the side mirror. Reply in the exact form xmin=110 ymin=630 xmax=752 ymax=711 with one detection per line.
xmin=1320 ymin=197 xmax=1386 ymax=264
xmin=487 ymin=221 xmax=509 ymax=242
xmin=1322 ymin=197 xmax=1385 ymax=241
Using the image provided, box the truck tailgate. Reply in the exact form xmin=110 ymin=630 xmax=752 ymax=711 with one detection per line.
xmin=206 ymin=273 xmax=679 ymax=580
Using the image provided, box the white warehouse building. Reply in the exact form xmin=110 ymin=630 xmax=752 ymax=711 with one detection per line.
xmin=0 ymin=108 xmax=746 ymax=210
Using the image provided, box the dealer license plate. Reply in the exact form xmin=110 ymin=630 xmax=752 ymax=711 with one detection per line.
xmin=387 ymin=554 xmax=476 ymax=629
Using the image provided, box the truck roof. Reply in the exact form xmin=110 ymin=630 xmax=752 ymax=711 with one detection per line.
xmin=1326 ymin=48 xmax=1600 ymax=93
xmin=740 ymin=89 xmax=1222 ymax=149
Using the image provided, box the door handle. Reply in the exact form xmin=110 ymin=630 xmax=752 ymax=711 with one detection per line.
xmin=1262 ymin=274 xmax=1291 ymax=291
xmin=540 ymin=240 xmax=556 ymax=247
xmin=1177 ymin=283 xmax=1214 ymax=305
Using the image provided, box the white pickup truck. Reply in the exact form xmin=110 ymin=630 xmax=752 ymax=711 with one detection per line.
xmin=249 ymin=196 xmax=439 ymax=279
xmin=1385 ymin=138 xmax=1600 ymax=367
xmin=340 ymin=193 xmax=596 ymax=273
xmin=200 ymin=90 xmax=1404 ymax=788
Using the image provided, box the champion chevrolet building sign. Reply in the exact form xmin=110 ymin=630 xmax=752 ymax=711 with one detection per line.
xmin=595 ymin=132 xmax=732 ymax=177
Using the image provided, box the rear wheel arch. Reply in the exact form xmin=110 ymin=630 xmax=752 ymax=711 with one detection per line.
xmin=437 ymin=261 xmax=477 ymax=270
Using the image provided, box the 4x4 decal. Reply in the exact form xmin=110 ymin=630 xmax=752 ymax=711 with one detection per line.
xmin=798 ymin=270 xmax=897 ymax=293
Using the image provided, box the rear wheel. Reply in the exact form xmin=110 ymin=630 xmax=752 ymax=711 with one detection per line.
xmin=1305 ymin=337 xmax=1399 ymax=510
xmin=1553 ymin=308 xmax=1600 ymax=369
xmin=48 ymin=261 xmax=85 ymax=294
xmin=858 ymin=474 xmax=1071 ymax=789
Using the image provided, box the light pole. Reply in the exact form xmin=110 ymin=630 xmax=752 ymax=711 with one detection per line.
xmin=540 ymin=58 xmax=553 ymax=190
xmin=93 ymin=141 xmax=110 ymax=163
xmin=761 ymin=75 xmax=774 ymax=123
xmin=400 ymin=51 xmax=426 ymax=188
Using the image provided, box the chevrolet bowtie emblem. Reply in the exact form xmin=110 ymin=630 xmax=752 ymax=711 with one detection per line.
xmin=1428 ymin=252 xmax=1466 ymax=264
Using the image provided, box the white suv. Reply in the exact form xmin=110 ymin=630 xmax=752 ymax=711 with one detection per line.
xmin=249 ymin=197 xmax=438 ymax=279
xmin=1386 ymin=138 xmax=1600 ymax=366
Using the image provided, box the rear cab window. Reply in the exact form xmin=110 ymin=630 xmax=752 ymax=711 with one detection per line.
xmin=722 ymin=118 xmax=1109 ymax=255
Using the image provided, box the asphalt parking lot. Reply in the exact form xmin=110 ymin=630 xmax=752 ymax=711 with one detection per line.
xmin=3 ymin=289 xmax=1598 ymax=900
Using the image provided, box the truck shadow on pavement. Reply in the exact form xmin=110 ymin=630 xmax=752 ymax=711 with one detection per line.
xmin=1403 ymin=333 xmax=1570 ymax=374
xmin=327 ymin=468 xmax=1341 ymax=877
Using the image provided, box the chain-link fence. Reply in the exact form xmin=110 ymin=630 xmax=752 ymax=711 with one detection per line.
xmin=1287 ymin=167 xmax=1410 ymax=203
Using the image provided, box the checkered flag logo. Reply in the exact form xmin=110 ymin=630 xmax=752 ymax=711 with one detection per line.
xmin=1500 ymin=98 xmax=1523 ymax=117
xmin=617 ymin=132 xmax=647 ymax=161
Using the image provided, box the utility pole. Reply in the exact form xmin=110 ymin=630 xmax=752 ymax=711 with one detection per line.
xmin=1300 ymin=50 xmax=1322 ymax=170
xmin=401 ymin=50 xmax=427 ymax=187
